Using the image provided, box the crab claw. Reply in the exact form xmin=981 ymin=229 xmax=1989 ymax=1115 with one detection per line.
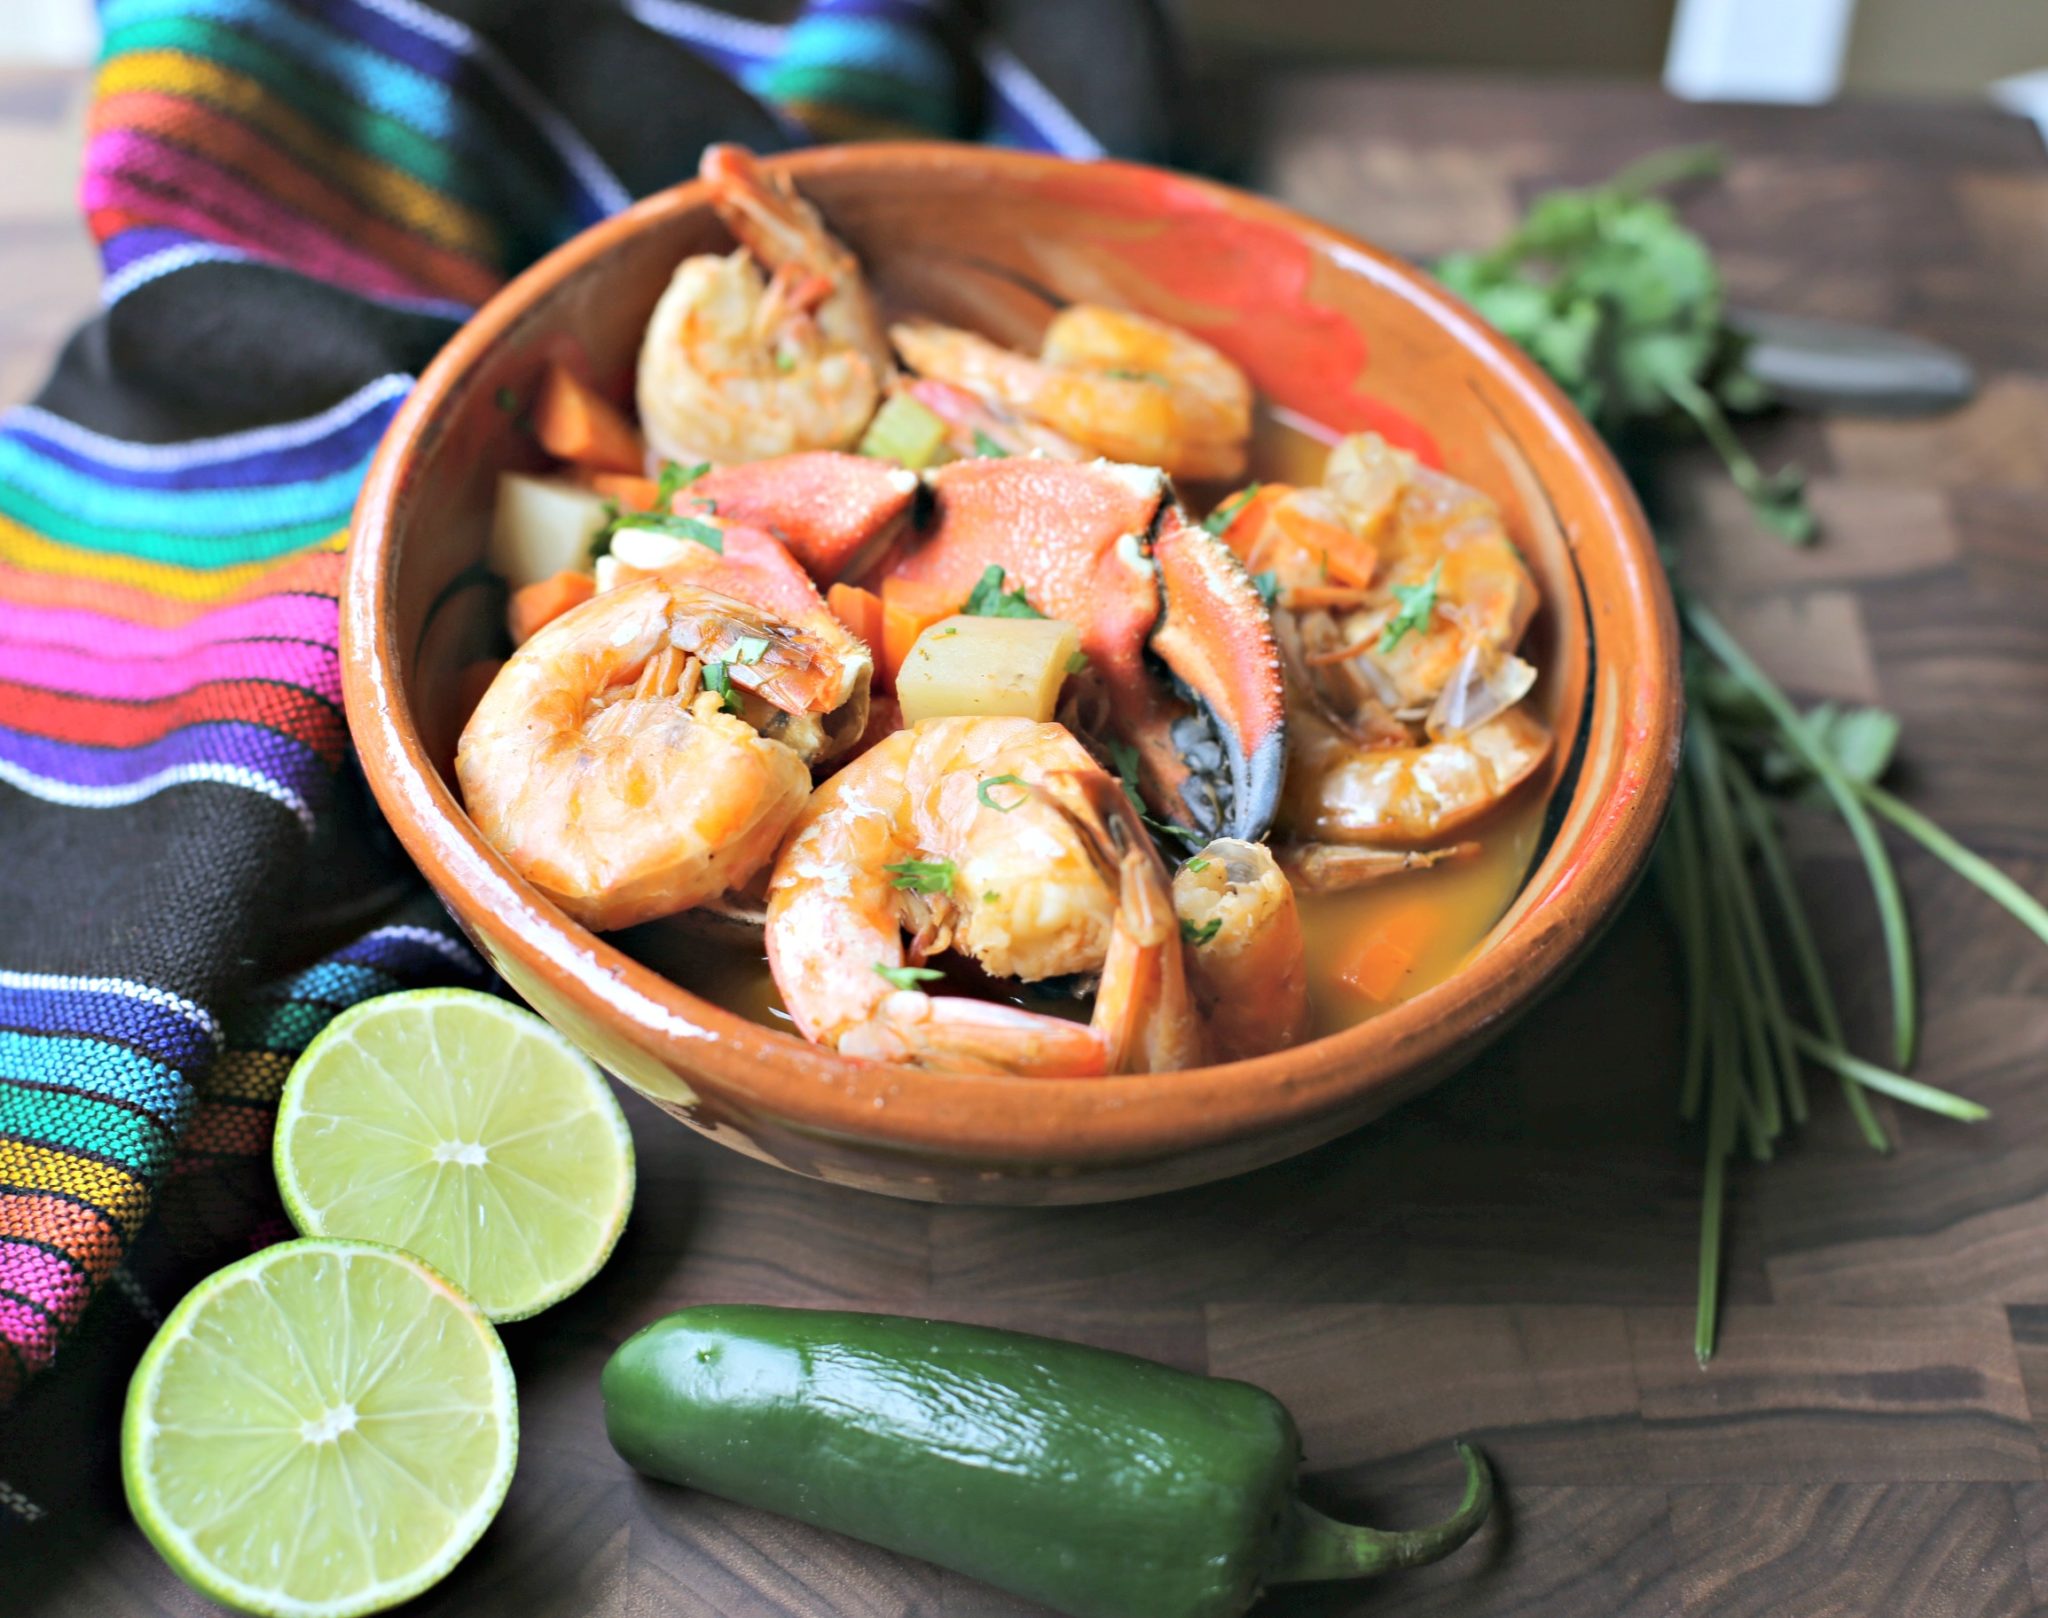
xmin=880 ymin=457 xmax=1286 ymax=842
xmin=1147 ymin=508 xmax=1287 ymax=842
xmin=693 ymin=453 xmax=920 ymax=584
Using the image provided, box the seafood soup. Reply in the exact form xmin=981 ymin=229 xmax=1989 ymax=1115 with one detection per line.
xmin=455 ymin=146 xmax=1557 ymax=1074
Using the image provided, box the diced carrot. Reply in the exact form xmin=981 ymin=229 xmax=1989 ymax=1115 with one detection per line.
xmin=880 ymin=603 xmax=924 ymax=689
xmin=827 ymin=581 xmax=885 ymax=646
xmin=455 ymin=658 xmax=505 ymax=725
xmin=827 ymin=582 xmax=888 ymax=685
xmin=880 ymin=575 xmax=962 ymax=631
xmin=532 ymin=362 xmax=644 ymax=473
xmin=1211 ymin=482 xmax=1293 ymax=564
xmin=1285 ymin=584 xmax=1375 ymax=612
xmin=1335 ymin=898 xmax=1441 ymax=1003
xmin=1274 ymin=495 xmax=1377 ymax=587
xmin=507 ymin=568 xmax=595 ymax=645
xmin=583 ymin=471 xmax=661 ymax=510
xmin=878 ymin=576 xmax=964 ymax=688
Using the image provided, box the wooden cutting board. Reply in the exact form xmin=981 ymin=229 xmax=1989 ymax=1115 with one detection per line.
xmin=7 ymin=65 xmax=2048 ymax=1618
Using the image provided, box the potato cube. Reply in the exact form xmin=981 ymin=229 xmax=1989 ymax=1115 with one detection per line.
xmin=489 ymin=473 xmax=611 ymax=588
xmin=895 ymin=614 xmax=1083 ymax=725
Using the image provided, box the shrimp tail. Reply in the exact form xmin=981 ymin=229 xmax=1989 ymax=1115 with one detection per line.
xmin=1043 ymin=770 xmax=1206 ymax=1074
xmin=841 ymin=994 xmax=1112 ymax=1078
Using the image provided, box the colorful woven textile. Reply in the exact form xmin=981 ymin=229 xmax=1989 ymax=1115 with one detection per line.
xmin=0 ymin=0 xmax=1166 ymax=1466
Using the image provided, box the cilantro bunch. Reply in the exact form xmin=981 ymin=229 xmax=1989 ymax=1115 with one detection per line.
xmin=1434 ymin=146 xmax=1814 ymax=541
xmin=1442 ymin=150 xmax=2048 ymax=1363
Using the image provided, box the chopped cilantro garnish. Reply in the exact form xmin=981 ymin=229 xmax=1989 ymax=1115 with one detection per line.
xmin=1106 ymin=740 xmax=1147 ymax=814
xmin=962 ymin=566 xmax=1044 ymax=619
xmin=874 ymin=962 xmax=944 ymax=990
xmin=1251 ymin=570 xmax=1280 ymax=607
xmin=1185 ymin=857 xmax=1211 ymax=873
xmin=1105 ymin=740 xmax=1202 ymax=850
xmin=976 ymin=774 xmax=1027 ymax=812
xmin=1180 ymin=917 xmax=1222 ymax=947
xmin=1065 ymin=650 xmax=1090 ymax=675
xmin=1378 ymin=560 xmax=1443 ymax=654
xmin=775 ymin=351 xmax=798 ymax=373
xmin=733 ymin=635 xmax=771 ymax=665
xmin=885 ymin=858 xmax=956 ymax=896
xmin=700 ymin=660 xmax=744 ymax=715
xmin=971 ymin=429 xmax=1009 ymax=458
xmin=1146 ymin=815 xmax=1204 ymax=852
xmin=1201 ymin=483 xmax=1263 ymax=537
xmin=655 ymin=460 xmax=710 ymax=508
xmin=596 ymin=508 xmax=725 ymax=555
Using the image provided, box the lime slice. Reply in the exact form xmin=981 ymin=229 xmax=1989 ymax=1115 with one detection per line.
xmin=123 ymin=1239 xmax=517 ymax=1618
xmin=274 ymin=989 xmax=634 ymax=1322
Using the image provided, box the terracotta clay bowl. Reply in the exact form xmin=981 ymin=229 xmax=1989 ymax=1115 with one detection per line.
xmin=345 ymin=143 xmax=1679 ymax=1205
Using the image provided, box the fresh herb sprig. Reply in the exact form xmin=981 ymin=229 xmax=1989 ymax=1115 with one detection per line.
xmin=1450 ymin=149 xmax=2048 ymax=1364
xmin=886 ymin=858 xmax=956 ymax=895
xmin=591 ymin=460 xmax=718 ymax=556
xmin=962 ymin=566 xmax=1044 ymax=619
xmin=1434 ymin=145 xmax=1815 ymax=542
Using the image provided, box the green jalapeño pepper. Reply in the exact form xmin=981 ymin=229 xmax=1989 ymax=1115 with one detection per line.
xmin=602 ymin=1304 xmax=1492 ymax=1618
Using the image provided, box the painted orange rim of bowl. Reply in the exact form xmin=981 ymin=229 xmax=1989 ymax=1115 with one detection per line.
xmin=344 ymin=142 xmax=1681 ymax=1167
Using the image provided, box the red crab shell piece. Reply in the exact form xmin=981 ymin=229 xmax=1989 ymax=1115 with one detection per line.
xmin=884 ymin=457 xmax=1165 ymax=700
xmin=877 ymin=457 xmax=1286 ymax=841
xmin=692 ymin=453 xmax=919 ymax=584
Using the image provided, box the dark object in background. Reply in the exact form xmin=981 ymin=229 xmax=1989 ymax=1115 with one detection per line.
xmin=1725 ymin=307 xmax=1977 ymax=415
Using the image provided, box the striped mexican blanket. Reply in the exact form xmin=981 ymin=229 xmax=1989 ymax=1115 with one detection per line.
xmin=0 ymin=0 xmax=1164 ymax=1473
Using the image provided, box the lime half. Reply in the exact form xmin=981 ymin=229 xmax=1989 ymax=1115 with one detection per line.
xmin=274 ymin=989 xmax=634 ymax=1322
xmin=122 ymin=1239 xmax=517 ymax=1618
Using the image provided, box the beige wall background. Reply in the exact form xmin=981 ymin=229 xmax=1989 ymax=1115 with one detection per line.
xmin=1176 ymin=0 xmax=2047 ymax=96
xmin=1845 ymin=0 xmax=2048 ymax=96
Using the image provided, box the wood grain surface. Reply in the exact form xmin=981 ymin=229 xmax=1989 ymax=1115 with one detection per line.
xmin=6 ymin=67 xmax=2048 ymax=1618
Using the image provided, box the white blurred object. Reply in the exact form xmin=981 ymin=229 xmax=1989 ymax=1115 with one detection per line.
xmin=1991 ymin=69 xmax=2048 ymax=145
xmin=0 ymin=0 xmax=96 ymax=65
xmin=1665 ymin=0 xmax=1857 ymax=104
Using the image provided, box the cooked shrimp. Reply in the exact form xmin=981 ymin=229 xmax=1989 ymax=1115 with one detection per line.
xmin=457 ymin=577 xmax=864 ymax=931
xmin=1227 ymin=435 xmax=1539 ymax=735
xmin=1214 ymin=432 xmax=1551 ymax=845
xmin=896 ymin=376 xmax=1088 ymax=462
xmin=891 ymin=304 xmax=1252 ymax=482
xmin=598 ymin=518 xmax=872 ymax=762
xmin=765 ymin=717 xmax=1202 ymax=1075
xmin=637 ymin=145 xmax=891 ymax=466
xmin=1171 ymin=840 xmax=1308 ymax=1062
xmin=1284 ymin=702 xmax=1550 ymax=847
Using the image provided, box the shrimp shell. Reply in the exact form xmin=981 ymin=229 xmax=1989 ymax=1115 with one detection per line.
xmin=456 ymin=578 xmax=838 ymax=932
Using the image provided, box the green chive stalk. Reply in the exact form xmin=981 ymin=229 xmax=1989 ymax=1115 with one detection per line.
xmin=1666 ymin=597 xmax=2013 ymax=1363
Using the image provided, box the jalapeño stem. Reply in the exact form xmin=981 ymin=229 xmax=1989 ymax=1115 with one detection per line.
xmin=1268 ymin=1442 xmax=1493 ymax=1584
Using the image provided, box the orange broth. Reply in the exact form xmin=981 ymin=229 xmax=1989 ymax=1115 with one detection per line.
xmin=620 ymin=408 xmax=1551 ymax=1045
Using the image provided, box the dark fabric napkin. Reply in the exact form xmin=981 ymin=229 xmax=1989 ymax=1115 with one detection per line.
xmin=0 ymin=0 xmax=1174 ymax=1518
